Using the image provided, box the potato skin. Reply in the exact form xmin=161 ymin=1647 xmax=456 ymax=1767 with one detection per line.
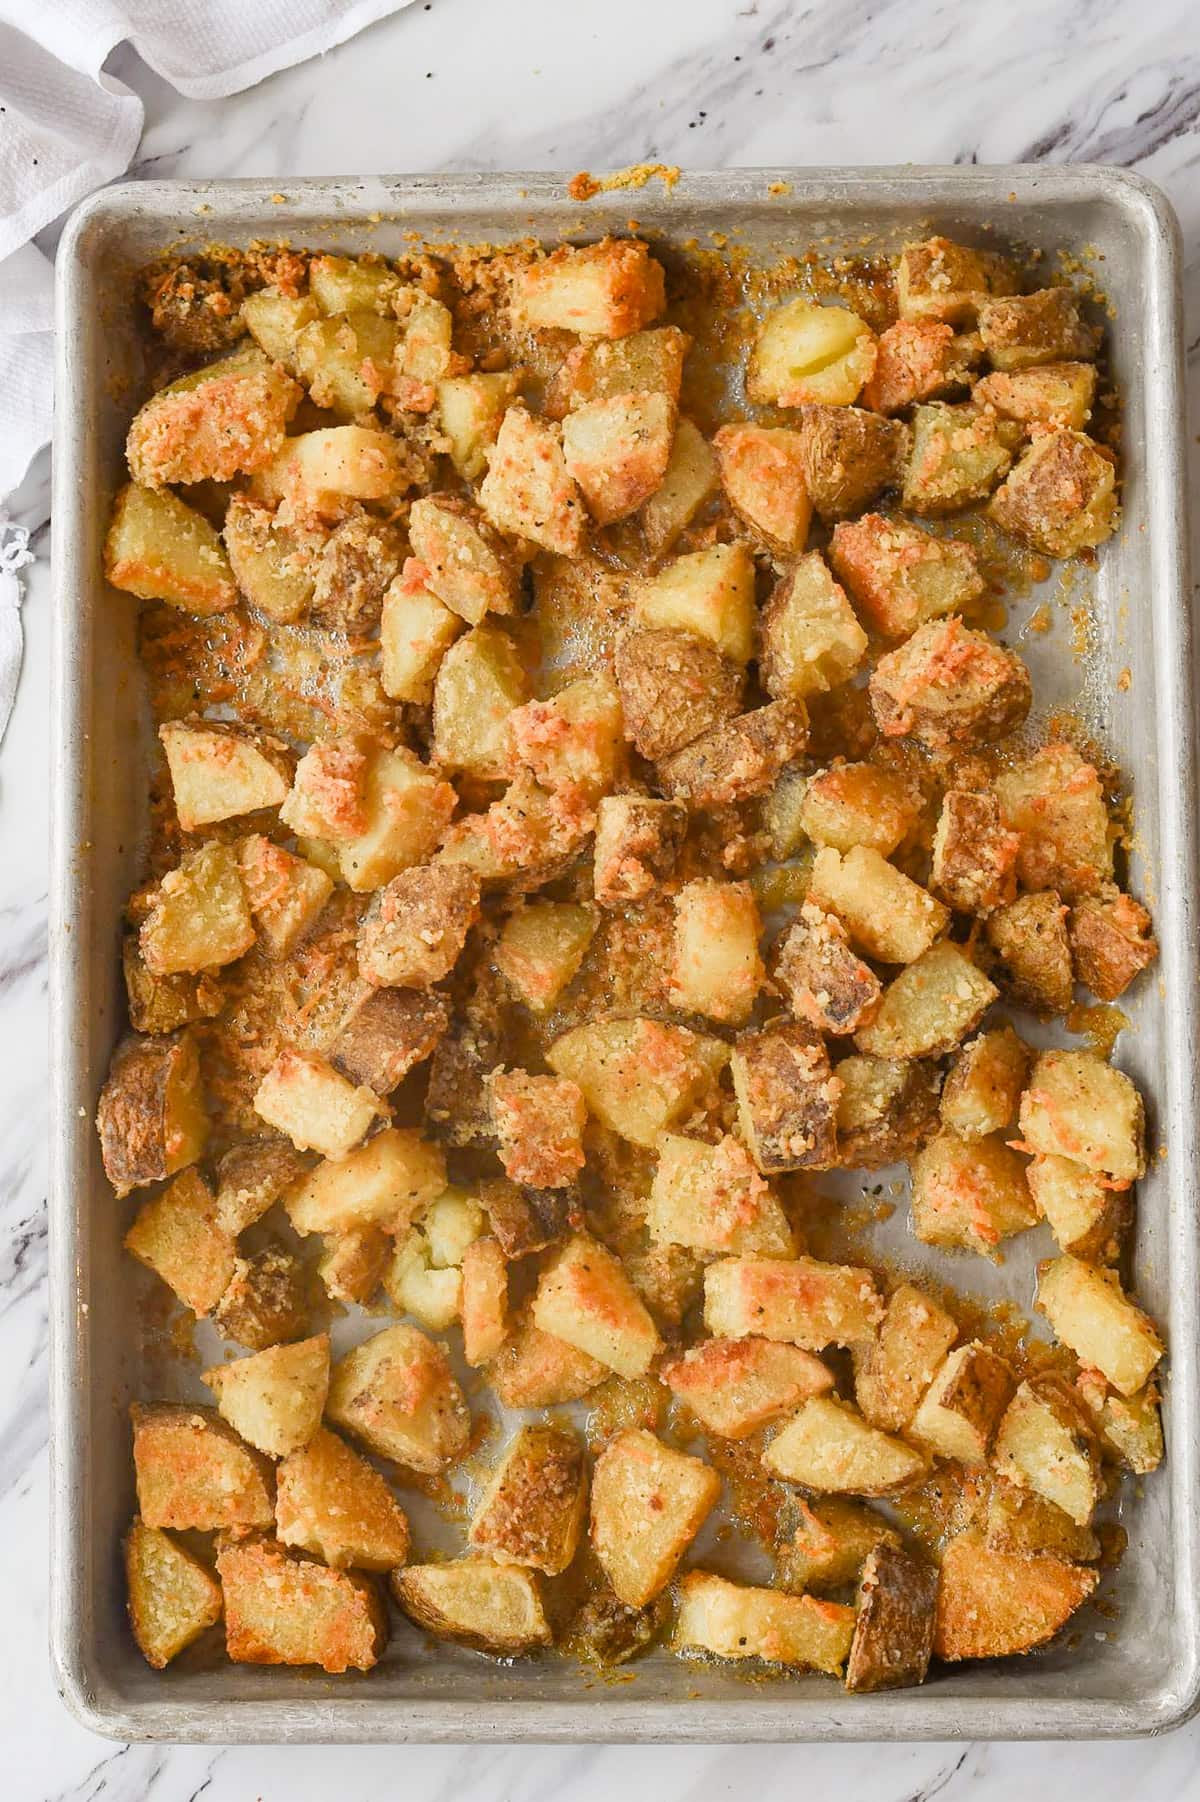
xmin=845 ymin=1542 xmax=938 ymax=1693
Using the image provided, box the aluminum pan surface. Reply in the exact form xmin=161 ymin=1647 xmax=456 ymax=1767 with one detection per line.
xmin=49 ymin=168 xmax=1198 ymax=1742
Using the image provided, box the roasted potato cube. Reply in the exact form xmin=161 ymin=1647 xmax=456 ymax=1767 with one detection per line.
xmin=218 ymin=1537 xmax=384 ymax=1673
xmin=294 ymin=310 xmax=402 ymax=416
xmin=978 ymin=288 xmax=1097 ymax=372
xmin=989 ymin=426 xmax=1118 ymax=557
xmin=986 ymin=890 xmax=1074 ymax=1016
xmin=984 ymin=1475 xmax=1100 ymax=1562
xmin=275 ymin=1426 xmax=409 ymax=1571
xmin=662 ymin=1335 xmax=832 ymax=1439
xmin=658 ymin=700 xmax=810 ymax=809
xmin=546 ymin=1016 xmax=726 ymax=1150
xmin=713 ymin=423 xmax=812 ymax=551
xmin=613 ymin=627 xmax=742 ymax=761
xmin=515 ymin=238 xmax=665 ymax=338
xmin=97 ymin=1029 xmax=208 ymax=1197
xmin=378 ymin=563 xmax=464 ymax=704
xmin=903 ymin=402 xmax=1020 ymax=514
xmin=862 ymin=318 xmax=976 ymax=414
xmin=339 ymin=746 xmax=457 ymax=894
xmin=870 ymin=617 xmax=1031 ymax=748
xmin=392 ymin=1559 xmax=550 ymax=1655
xmin=252 ymin=425 xmax=407 ymax=518
xmin=639 ymin=417 xmax=720 ymax=556
xmin=222 ymin=493 xmax=320 ymax=623
xmin=105 ymin=481 xmax=237 ymax=613
xmin=125 ymin=1168 xmax=234 ymax=1315
xmin=285 ymin=1126 xmax=446 ymax=1236
xmin=240 ymin=286 xmax=321 ymax=369
xmin=408 ymin=495 xmax=521 ymax=626
xmin=532 ymin=1235 xmax=662 ymax=1378
xmin=896 ymin=238 xmax=994 ymax=325
xmin=278 ymin=735 xmax=370 ymax=841
xmin=326 ymin=1322 xmax=470 ymax=1473
xmin=469 ymin=1425 xmax=587 ymax=1575
xmin=794 ymin=404 xmax=907 ymax=522
xmin=307 ymin=510 xmax=405 ymax=633
xmin=670 ymin=879 xmax=764 ymax=1026
xmin=131 ymin=1402 xmax=274 ymax=1531
xmin=779 ymin=1497 xmax=899 ymax=1593
xmin=775 ymin=903 xmax=882 ymax=1036
xmin=253 ymin=1047 xmax=384 ymax=1159
xmin=993 ymin=1375 xmax=1102 ymax=1526
xmin=1018 ymin=1049 xmax=1144 ymax=1181
xmin=432 ymin=623 xmax=530 ymax=780
xmin=809 ymin=845 xmax=948 ymax=966
xmin=994 ymin=743 xmax=1113 ymax=899
xmin=592 ymin=797 xmax=685 ymax=909
xmin=648 ymin=1133 xmax=794 ymax=1259
xmin=973 ymin=361 xmax=1097 ymax=429
xmin=214 ymin=1246 xmax=308 ymax=1351
xmin=214 ymin=1139 xmax=308 ymax=1235
xmin=731 ymin=1020 xmax=841 ymax=1173
xmin=122 ymin=935 xmax=224 ymax=1037
xmin=563 ymin=391 xmax=676 ymax=525
xmin=384 ymin=1231 xmax=462 ymax=1332
xmin=205 ymin=1334 xmax=330 ymax=1459
xmin=127 ymin=346 xmax=299 ymax=487
xmin=798 ymin=762 xmax=921 ymax=857
xmin=140 ymin=840 xmax=256 ymax=975
xmin=487 ymin=1315 xmax=606 ymax=1408
xmin=357 ymin=864 xmax=480 ymax=989
xmin=634 ymin=541 xmax=756 ymax=664
xmin=836 ymin=1055 xmax=942 ymax=1169
xmin=1036 ymin=1256 xmax=1163 ymax=1396
xmin=760 ymin=553 xmax=868 ymax=700
xmin=317 ymin=1227 xmax=390 ymax=1306
xmin=910 ymin=1129 xmax=1037 ymax=1255
xmin=495 ymin=900 xmax=595 ymax=1010
xmin=237 ymin=835 xmax=332 ymax=960
xmin=829 ymin=512 xmax=984 ymax=639
xmin=1027 ymin=1153 xmax=1129 ymax=1262
xmin=461 ymin=1236 xmax=509 ymax=1366
xmin=854 ymin=1283 xmax=959 ymax=1433
xmin=481 ymin=1177 xmax=577 ymax=1259
xmin=764 ymin=1396 xmax=927 ymax=1494
xmin=845 ymin=1541 xmax=938 ymax=1694
xmin=507 ymin=673 xmax=624 ymax=801
xmin=933 ymin=1530 xmax=1097 ymax=1661
xmin=1069 ymin=885 xmax=1158 ymax=1000
xmin=704 ymin=1255 xmax=883 ymax=1348
xmin=329 ymin=986 xmax=448 ymax=1093
xmin=675 ymin=1570 xmax=854 ymax=1673
xmin=749 ymin=299 xmax=876 ymax=408
xmin=1076 ymin=1372 xmax=1164 ymax=1476
xmin=886 ymin=975 xmax=1002 ymax=1093
xmin=438 ymin=370 xmax=518 ymax=480
xmin=479 ymin=405 xmax=585 ymax=555
xmin=125 ymin=1518 xmax=223 ymax=1669
xmin=591 ymin=1428 xmax=720 ymax=1605
xmin=940 ymin=1026 xmax=1030 ymax=1139
xmin=309 ymin=253 xmax=400 ymax=315
xmin=489 ymin=1070 xmax=587 ymax=1190
xmin=909 ymin=1341 xmax=1016 ymax=1465
xmin=931 ymin=789 xmax=1020 ymax=915
xmin=547 ymin=324 xmax=688 ymax=415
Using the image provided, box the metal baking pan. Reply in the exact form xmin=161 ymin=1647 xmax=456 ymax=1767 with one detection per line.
xmin=49 ymin=168 xmax=1198 ymax=1742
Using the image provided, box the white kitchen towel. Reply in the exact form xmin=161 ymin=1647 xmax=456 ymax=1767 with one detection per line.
xmin=0 ymin=0 xmax=416 ymax=748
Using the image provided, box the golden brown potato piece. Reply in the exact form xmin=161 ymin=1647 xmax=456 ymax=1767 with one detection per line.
xmin=933 ymin=1531 xmax=1097 ymax=1661
xmin=778 ymin=1497 xmax=900 ymax=1593
xmin=546 ymin=1016 xmax=727 ymax=1151
xmin=309 ymin=511 xmax=406 ymax=633
xmin=910 ymin=1129 xmax=1037 ymax=1255
xmin=870 ymin=618 xmax=1032 ymax=748
xmin=131 ymin=1402 xmax=274 ymax=1532
xmin=275 ymin=1427 xmax=410 ymax=1570
xmin=994 ymin=742 xmax=1113 ymax=900
xmin=775 ymin=903 xmax=882 ymax=1037
xmin=862 ymin=318 xmax=976 ymax=413
xmin=989 ymin=427 xmax=1117 ymax=557
xmin=657 ymin=700 xmax=810 ymax=809
xmin=127 ymin=347 xmax=300 ymax=487
xmin=670 ymin=878 xmax=765 ymax=1027
xmin=896 ymin=238 xmax=997 ymax=325
xmin=730 ymin=1020 xmax=840 ymax=1173
xmin=125 ymin=1167 xmax=235 ymax=1316
xmin=357 ymin=865 xmax=481 ymax=989
xmin=479 ymin=405 xmax=585 ymax=555
xmin=759 ymin=552 xmax=868 ymax=701
xmin=590 ymin=1428 xmax=720 ymax=1606
xmin=763 ymin=1397 xmax=927 ymax=1495
xmin=213 ymin=1246 xmax=308 ymax=1351
xmin=159 ymin=718 xmax=292 ymax=833
xmin=326 ymin=1323 xmax=471 ymax=1473
xmin=253 ymin=1047 xmax=385 ymax=1161
xmin=469 ymin=1424 xmax=587 ymax=1575
xmin=487 ymin=1315 xmax=607 ymax=1408
xmin=940 ymin=1027 xmax=1030 ymax=1139
xmin=978 ymin=288 xmax=1097 ymax=371
xmin=648 ymin=1133 xmax=794 ymax=1260
xmin=986 ymin=890 xmax=1074 ymax=1016
xmin=836 ymin=1055 xmax=942 ymax=1170
xmin=704 ymin=1256 xmax=883 ymax=1348
xmin=1036 ymin=1256 xmax=1162 ymax=1397
xmin=1069 ymin=885 xmax=1158 ymax=1000
xmin=407 ymin=495 xmax=521 ymax=625
xmin=798 ymin=762 xmax=922 ymax=858
xmin=931 ymin=789 xmax=1020 ymax=916
xmin=854 ymin=943 xmax=998 ymax=1062
xmin=829 ymin=513 xmax=983 ymax=640
xmin=845 ymin=1542 xmax=938 ymax=1693
xmin=1026 ymin=1154 xmax=1129 ymax=1263
xmin=809 ymin=845 xmax=947 ymax=966
xmin=514 ymin=238 xmax=665 ymax=338
xmin=122 ymin=935 xmax=224 ymax=1037
xmin=97 ymin=1030 xmax=208 ymax=1198
xmin=140 ymin=840 xmax=256 ymax=976
xmin=204 ymin=1335 xmax=330 ymax=1459
xmin=218 ymin=1536 xmax=385 ymax=1672
xmin=661 ymin=1336 xmax=832 ymax=1439
xmin=993 ymin=1374 xmax=1103 ymax=1527
xmin=532 ymin=1235 xmax=661 ymax=1378
xmin=794 ymin=404 xmax=906 ymax=522
xmin=238 ymin=836 xmax=333 ymax=960
xmin=748 ymin=298 xmax=876 ymax=408
xmin=902 ymin=402 xmax=1021 ymax=514
xmin=563 ymin=391 xmax=676 ymax=525
xmin=285 ymin=1127 xmax=446 ymax=1237
xmin=674 ymin=1571 xmax=855 ymax=1675
xmin=489 ymin=1070 xmax=588 ymax=1191
xmin=1018 ymin=1049 xmax=1145 ymax=1182
xmin=329 ymin=987 xmax=449 ymax=1094
xmin=317 ymin=1227 xmax=391 ymax=1306
xmin=854 ymin=1283 xmax=959 ymax=1433
xmin=614 ymin=627 xmax=743 ymax=762
xmin=713 ymin=423 xmax=812 ymax=551
xmin=973 ymin=362 xmax=1097 ymax=430
xmin=125 ymin=1517 xmax=223 ymax=1669
xmin=394 ymin=1559 xmax=552 ymax=1655
xmin=593 ymin=796 xmax=687 ymax=907
xmin=909 ymin=1341 xmax=1017 ymax=1465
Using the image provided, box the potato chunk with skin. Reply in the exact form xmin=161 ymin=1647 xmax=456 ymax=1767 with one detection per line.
xmin=547 ymin=1017 xmax=727 ymax=1150
xmin=845 ymin=1541 xmax=939 ymax=1694
xmin=515 ymin=238 xmax=666 ymax=338
xmin=1037 ymin=1255 xmax=1163 ymax=1396
xmin=978 ymin=288 xmax=1097 ymax=372
xmin=989 ymin=426 xmax=1118 ymax=557
xmin=639 ymin=417 xmax=720 ymax=556
xmin=614 ymin=627 xmax=742 ymax=762
xmin=393 ymin=1559 xmax=551 ymax=1655
xmin=591 ymin=1429 xmax=720 ymax=1606
xmin=910 ymin=1129 xmax=1037 ymax=1255
xmin=479 ymin=406 xmax=585 ymax=555
xmin=532 ymin=1235 xmax=662 ymax=1378
xmin=222 ymin=494 xmax=321 ymax=624
xmin=125 ymin=1518 xmax=223 ymax=1669
xmin=253 ymin=1047 xmax=384 ymax=1160
xmin=764 ymin=1396 xmax=927 ymax=1494
xmin=648 ymin=1133 xmax=794 ymax=1259
xmin=675 ymin=1570 xmax=855 ymax=1674
xmin=506 ymin=673 xmax=624 ymax=801
xmin=870 ymin=617 xmax=1032 ymax=748
xmin=469 ymin=1425 xmax=587 ymax=1575
xmin=309 ymin=510 xmax=405 ymax=633
xmin=760 ymin=553 xmax=868 ymax=701
xmin=1069 ymin=885 xmax=1158 ymax=1001
xmin=661 ymin=1336 xmax=832 ymax=1439
xmin=809 ymin=845 xmax=948 ymax=966
xmin=670 ymin=879 xmax=764 ymax=1026
xmin=214 ymin=1246 xmax=308 ymax=1351
xmin=215 ymin=1140 xmax=310 ymax=1236
xmin=731 ymin=1021 xmax=841 ymax=1173
xmin=1018 ymin=1049 xmax=1144 ymax=1181
xmin=481 ymin=1177 xmax=577 ymax=1259
xmin=593 ymin=796 xmax=686 ymax=907
xmin=941 ymin=1026 xmax=1030 ymax=1139
xmin=357 ymin=864 xmax=480 ymax=989
xmin=276 ymin=1427 xmax=409 ymax=1571
xmin=461 ymin=1237 xmax=509 ymax=1367
xmin=379 ymin=563 xmax=464 ymax=703
xmin=854 ymin=937 xmax=994 ymax=1059
xmin=974 ymin=362 xmax=1097 ymax=430
xmin=994 ymin=744 xmax=1113 ymax=900
xmin=903 ymin=402 xmax=1021 ymax=514
xmin=909 ymin=1341 xmax=1016 ymax=1465
xmin=237 ymin=835 xmax=333 ymax=960
xmin=1076 ymin=1370 xmax=1164 ymax=1476
xmin=713 ymin=423 xmax=812 ymax=551
xmin=432 ymin=623 xmax=530 ymax=780
xmin=125 ymin=1167 xmax=235 ymax=1316
xmin=854 ymin=1283 xmax=959 ymax=1433
xmin=836 ymin=1055 xmax=942 ymax=1170
xmin=97 ymin=1030 xmax=208 ymax=1198
xmin=105 ymin=482 xmax=237 ymax=614
xmin=933 ymin=1530 xmax=1097 ymax=1661
xmin=205 ymin=1335 xmax=330 ymax=1459
xmin=140 ymin=840 xmax=256 ymax=976
xmin=131 ymin=1402 xmax=274 ymax=1532
xmin=775 ymin=903 xmax=881 ymax=1036
xmin=489 ymin=1070 xmax=587 ymax=1190
xmin=122 ymin=935 xmax=224 ymax=1037
xmin=407 ymin=495 xmax=520 ymax=625
xmin=218 ymin=1537 xmax=385 ymax=1673
xmin=749 ymin=298 xmax=876 ymax=408
xmin=794 ymin=405 xmax=907 ymax=522
xmin=317 ymin=1228 xmax=391 ymax=1307
xmin=986 ymin=890 xmax=1074 ymax=1016
xmin=993 ymin=1375 xmax=1102 ymax=1526
xmin=562 ymin=391 xmax=676 ymax=524
xmin=1027 ymin=1153 xmax=1129 ymax=1262
xmin=127 ymin=346 xmax=299 ymax=487
xmin=778 ymin=1497 xmax=899 ymax=1593
xmin=487 ymin=1316 xmax=606 ymax=1408
xmin=984 ymin=1475 xmax=1100 ymax=1562
xmin=896 ymin=238 xmax=995 ymax=325
xmin=329 ymin=986 xmax=449 ymax=1093
xmin=704 ymin=1256 xmax=883 ymax=1348
xmin=931 ymin=789 xmax=1020 ymax=917
xmin=496 ymin=900 xmax=595 ymax=1009
xmin=634 ymin=542 xmax=756 ymax=664
xmin=829 ymin=512 xmax=984 ymax=640
xmin=285 ymin=1126 xmax=446 ymax=1236
xmin=862 ymin=318 xmax=976 ymax=414
xmin=658 ymin=700 xmax=809 ymax=809
xmin=326 ymin=1323 xmax=470 ymax=1473
xmin=799 ymin=762 xmax=921 ymax=858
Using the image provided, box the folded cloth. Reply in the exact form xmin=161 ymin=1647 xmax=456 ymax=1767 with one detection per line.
xmin=0 ymin=0 xmax=415 ymax=749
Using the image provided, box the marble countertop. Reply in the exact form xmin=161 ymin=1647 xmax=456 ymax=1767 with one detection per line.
xmin=6 ymin=0 xmax=1200 ymax=1792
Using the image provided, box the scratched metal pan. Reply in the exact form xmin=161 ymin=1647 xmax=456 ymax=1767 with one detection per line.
xmin=48 ymin=168 xmax=1198 ymax=1742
